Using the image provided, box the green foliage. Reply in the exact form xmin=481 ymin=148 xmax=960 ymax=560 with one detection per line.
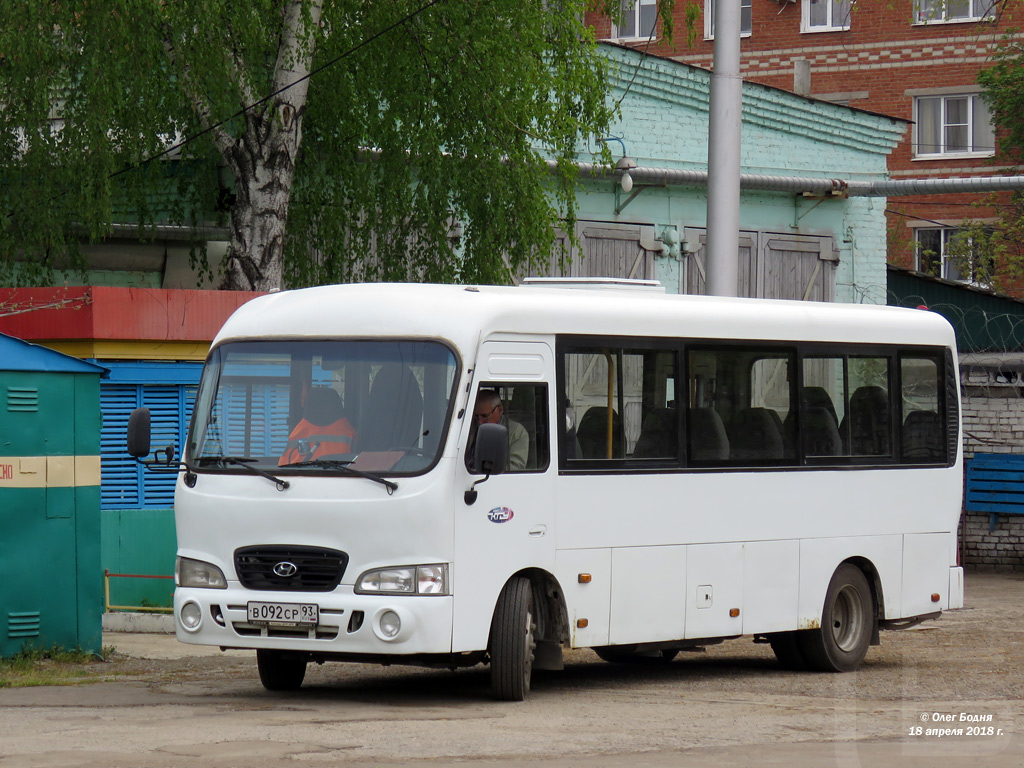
xmin=0 ymin=0 xmax=671 ymax=289
xmin=979 ymin=29 xmax=1024 ymax=164
xmin=974 ymin=20 xmax=1024 ymax=295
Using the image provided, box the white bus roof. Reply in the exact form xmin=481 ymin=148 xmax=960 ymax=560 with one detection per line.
xmin=213 ymin=282 xmax=957 ymax=352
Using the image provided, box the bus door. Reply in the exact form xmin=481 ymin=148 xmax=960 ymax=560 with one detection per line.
xmin=451 ymin=340 xmax=556 ymax=652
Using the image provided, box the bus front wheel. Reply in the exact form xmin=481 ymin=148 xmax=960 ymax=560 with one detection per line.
xmin=489 ymin=576 xmax=536 ymax=701
xmin=799 ymin=564 xmax=874 ymax=672
xmin=256 ymin=649 xmax=308 ymax=691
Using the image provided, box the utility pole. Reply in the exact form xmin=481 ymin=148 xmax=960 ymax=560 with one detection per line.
xmin=705 ymin=0 xmax=742 ymax=298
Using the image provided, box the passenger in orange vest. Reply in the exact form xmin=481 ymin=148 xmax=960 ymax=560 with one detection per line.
xmin=278 ymin=386 xmax=357 ymax=466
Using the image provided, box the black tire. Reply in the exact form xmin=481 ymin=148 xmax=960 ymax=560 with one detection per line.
xmin=798 ymin=564 xmax=874 ymax=672
xmin=593 ymin=647 xmax=679 ymax=664
xmin=768 ymin=631 xmax=807 ymax=671
xmin=489 ymin=576 xmax=536 ymax=701
xmin=256 ymin=649 xmax=308 ymax=691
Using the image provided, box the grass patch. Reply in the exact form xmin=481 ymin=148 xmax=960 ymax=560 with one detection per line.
xmin=0 ymin=644 xmax=117 ymax=688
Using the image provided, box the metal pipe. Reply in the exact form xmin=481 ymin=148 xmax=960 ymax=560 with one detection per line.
xmin=705 ymin=0 xmax=743 ymax=298
xmin=569 ymin=161 xmax=1024 ymax=197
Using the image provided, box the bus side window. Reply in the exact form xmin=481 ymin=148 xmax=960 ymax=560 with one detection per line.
xmin=468 ymin=384 xmax=548 ymax=473
xmin=900 ymin=355 xmax=944 ymax=463
xmin=562 ymin=344 xmax=679 ymax=464
xmin=843 ymin=358 xmax=892 ymax=457
xmin=687 ymin=347 xmax=794 ymax=465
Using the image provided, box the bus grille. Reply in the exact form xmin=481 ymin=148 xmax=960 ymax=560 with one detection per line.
xmin=234 ymin=545 xmax=348 ymax=592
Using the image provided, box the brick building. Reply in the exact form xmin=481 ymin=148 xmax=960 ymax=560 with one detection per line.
xmin=588 ymin=0 xmax=1024 ymax=291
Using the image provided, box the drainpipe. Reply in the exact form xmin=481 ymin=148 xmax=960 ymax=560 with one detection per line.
xmin=704 ymin=0 xmax=743 ymax=298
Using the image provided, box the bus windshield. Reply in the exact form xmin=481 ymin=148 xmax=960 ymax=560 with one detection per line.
xmin=188 ymin=339 xmax=459 ymax=476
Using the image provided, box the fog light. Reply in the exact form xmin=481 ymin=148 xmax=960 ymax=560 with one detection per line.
xmin=180 ymin=601 xmax=202 ymax=631
xmin=379 ymin=610 xmax=401 ymax=638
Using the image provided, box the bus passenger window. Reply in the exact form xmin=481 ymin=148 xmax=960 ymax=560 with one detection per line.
xmin=561 ymin=344 xmax=679 ymax=465
xmin=687 ymin=347 xmax=795 ymax=465
xmin=844 ymin=358 xmax=891 ymax=457
xmin=900 ymin=356 xmax=944 ymax=463
xmin=467 ymin=384 xmax=548 ymax=473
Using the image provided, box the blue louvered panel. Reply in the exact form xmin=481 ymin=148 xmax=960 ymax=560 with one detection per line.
xmin=215 ymin=382 xmax=290 ymax=458
xmin=257 ymin=385 xmax=291 ymax=456
xmin=101 ymin=385 xmax=142 ymax=508
xmin=142 ymin=386 xmax=184 ymax=508
xmin=101 ymin=379 xmax=197 ymax=510
xmin=966 ymin=453 xmax=1024 ymax=516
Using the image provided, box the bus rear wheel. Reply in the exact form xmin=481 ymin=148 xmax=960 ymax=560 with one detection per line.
xmin=799 ymin=564 xmax=874 ymax=672
xmin=256 ymin=649 xmax=308 ymax=691
xmin=489 ymin=576 xmax=536 ymax=701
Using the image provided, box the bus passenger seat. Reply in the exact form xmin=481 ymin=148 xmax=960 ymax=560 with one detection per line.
xmin=844 ymin=385 xmax=890 ymax=456
xmin=803 ymin=406 xmax=843 ymax=457
xmin=633 ymin=407 xmax=678 ymax=458
xmin=360 ymin=365 xmax=424 ymax=451
xmin=576 ymin=406 xmax=623 ymax=459
xmin=902 ymin=410 xmax=943 ymax=461
xmin=729 ymin=407 xmax=784 ymax=461
xmin=687 ymin=407 xmax=729 ymax=461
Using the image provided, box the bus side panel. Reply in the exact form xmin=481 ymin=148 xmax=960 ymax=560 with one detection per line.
xmin=609 ymin=545 xmax=686 ymax=645
xmin=684 ymin=543 xmax=744 ymax=640
xmin=902 ymin=532 xmax=953 ymax=615
xmin=798 ymin=535 xmax=903 ymax=625
xmin=555 ymin=548 xmax=611 ymax=648
xmin=741 ymin=540 xmax=799 ymax=635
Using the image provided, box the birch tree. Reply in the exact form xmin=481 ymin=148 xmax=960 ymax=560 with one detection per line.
xmin=0 ymin=1 xmax=661 ymax=290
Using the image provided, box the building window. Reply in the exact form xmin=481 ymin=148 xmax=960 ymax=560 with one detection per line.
xmin=613 ymin=0 xmax=658 ymax=40
xmin=914 ymin=227 xmax=993 ymax=285
xmin=915 ymin=0 xmax=995 ymax=23
xmin=914 ymin=93 xmax=994 ymax=157
xmin=803 ymin=0 xmax=852 ymax=31
xmin=705 ymin=0 xmax=753 ymax=38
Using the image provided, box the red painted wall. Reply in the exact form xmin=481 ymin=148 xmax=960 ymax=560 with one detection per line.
xmin=0 ymin=287 xmax=263 ymax=342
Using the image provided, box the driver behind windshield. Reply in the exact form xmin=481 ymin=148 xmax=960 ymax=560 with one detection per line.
xmin=279 ymin=386 xmax=356 ymax=465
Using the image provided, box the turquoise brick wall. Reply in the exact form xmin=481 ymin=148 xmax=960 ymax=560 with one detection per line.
xmin=569 ymin=45 xmax=905 ymax=305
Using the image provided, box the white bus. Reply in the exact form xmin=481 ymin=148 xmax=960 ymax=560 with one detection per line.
xmin=128 ymin=279 xmax=964 ymax=701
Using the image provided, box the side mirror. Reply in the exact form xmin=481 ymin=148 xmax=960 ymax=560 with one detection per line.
xmin=474 ymin=422 xmax=508 ymax=476
xmin=127 ymin=408 xmax=152 ymax=458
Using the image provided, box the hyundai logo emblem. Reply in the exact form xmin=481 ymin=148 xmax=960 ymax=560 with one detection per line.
xmin=272 ymin=561 xmax=298 ymax=578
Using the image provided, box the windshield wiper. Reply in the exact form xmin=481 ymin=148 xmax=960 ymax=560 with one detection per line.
xmin=196 ymin=456 xmax=290 ymax=491
xmin=281 ymin=459 xmax=398 ymax=494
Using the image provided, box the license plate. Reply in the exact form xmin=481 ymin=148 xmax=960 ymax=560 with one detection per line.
xmin=247 ymin=601 xmax=319 ymax=626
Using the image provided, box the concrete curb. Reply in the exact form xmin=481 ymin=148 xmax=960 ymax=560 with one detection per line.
xmin=102 ymin=612 xmax=175 ymax=633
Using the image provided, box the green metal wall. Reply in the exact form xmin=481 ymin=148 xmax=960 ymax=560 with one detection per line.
xmin=1 ymin=370 xmax=103 ymax=657
xmin=101 ymin=509 xmax=176 ymax=609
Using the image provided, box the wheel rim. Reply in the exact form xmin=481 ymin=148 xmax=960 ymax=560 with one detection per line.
xmin=830 ymin=584 xmax=866 ymax=652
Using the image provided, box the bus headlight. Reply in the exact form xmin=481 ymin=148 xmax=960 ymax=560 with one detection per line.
xmin=175 ymin=557 xmax=227 ymax=589
xmin=355 ymin=564 xmax=448 ymax=595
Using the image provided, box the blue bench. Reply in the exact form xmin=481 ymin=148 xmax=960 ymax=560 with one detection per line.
xmin=965 ymin=452 xmax=1024 ymax=531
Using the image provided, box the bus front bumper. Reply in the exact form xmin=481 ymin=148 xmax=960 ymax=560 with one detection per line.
xmin=173 ymin=586 xmax=455 ymax=655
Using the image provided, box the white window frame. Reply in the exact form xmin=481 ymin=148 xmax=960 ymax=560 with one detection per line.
xmin=612 ymin=0 xmax=659 ymax=41
xmin=914 ymin=0 xmax=995 ymax=24
xmin=704 ymin=0 xmax=753 ymax=39
xmin=802 ymin=0 xmax=852 ymax=32
xmin=914 ymin=225 xmax=992 ymax=286
xmin=912 ymin=92 xmax=994 ymax=159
